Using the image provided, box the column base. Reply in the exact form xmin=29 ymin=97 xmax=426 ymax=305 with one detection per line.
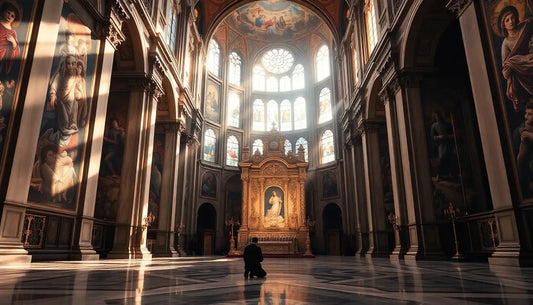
xmin=488 ymin=247 xmax=533 ymax=267
xmin=0 ymin=254 xmax=32 ymax=265
xmin=152 ymin=248 xmax=179 ymax=258
xmin=70 ymin=249 xmax=100 ymax=261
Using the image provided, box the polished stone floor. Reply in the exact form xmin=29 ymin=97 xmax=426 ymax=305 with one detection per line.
xmin=1 ymin=256 xmax=533 ymax=304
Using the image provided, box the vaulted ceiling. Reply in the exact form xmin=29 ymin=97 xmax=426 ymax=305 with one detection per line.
xmin=201 ymin=0 xmax=347 ymax=41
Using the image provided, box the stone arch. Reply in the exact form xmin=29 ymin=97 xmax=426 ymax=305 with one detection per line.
xmin=197 ymin=202 xmax=217 ymax=255
xmin=322 ymin=203 xmax=342 ymax=255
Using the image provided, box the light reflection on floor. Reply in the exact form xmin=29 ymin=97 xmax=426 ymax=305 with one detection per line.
xmin=0 ymin=256 xmax=532 ymax=304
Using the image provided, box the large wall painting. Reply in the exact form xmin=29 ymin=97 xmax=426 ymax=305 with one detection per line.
xmin=205 ymin=80 xmax=220 ymax=122
xmin=28 ymin=4 xmax=98 ymax=211
xmin=264 ymin=186 xmax=284 ymax=226
xmin=94 ymin=92 xmax=128 ymax=220
xmin=201 ymin=171 xmax=217 ymax=198
xmin=229 ymin=1 xmax=321 ymax=41
xmin=322 ymin=170 xmax=338 ymax=199
xmin=148 ymin=133 xmax=165 ymax=229
xmin=0 ymin=1 xmax=37 ymax=179
xmin=482 ymin=0 xmax=533 ymax=199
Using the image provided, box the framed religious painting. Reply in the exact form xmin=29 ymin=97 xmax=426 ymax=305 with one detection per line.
xmin=481 ymin=0 xmax=533 ymax=200
xmin=205 ymin=79 xmax=220 ymax=123
xmin=322 ymin=170 xmax=339 ymax=199
xmin=0 ymin=0 xmax=39 ymax=182
xmin=27 ymin=3 xmax=100 ymax=212
xmin=200 ymin=171 xmax=217 ymax=199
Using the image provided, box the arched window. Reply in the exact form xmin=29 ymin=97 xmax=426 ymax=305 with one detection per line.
xmin=366 ymin=0 xmax=378 ymax=54
xmin=318 ymin=87 xmax=332 ymax=124
xmin=252 ymin=139 xmax=263 ymax=155
xmin=227 ymin=92 xmax=240 ymax=128
xmin=266 ymin=76 xmax=278 ymax=92
xmin=167 ymin=8 xmax=178 ymax=52
xmin=284 ymin=139 xmax=292 ymax=155
xmin=207 ymin=40 xmax=220 ymax=76
xmin=253 ymin=99 xmax=265 ymax=131
xmin=267 ymin=100 xmax=279 ymax=130
xmin=226 ymin=135 xmax=239 ymax=166
xmin=292 ymin=64 xmax=305 ymax=89
xmin=321 ymin=130 xmax=335 ymax=164
xmin=296 ymin=137 xmax=308 ymax=162
xmin=280 ymin=99 xmax=292 ymax=131
xmin=203 ymin=129 xmax=216 ymax=162
xmin=352 ymin=49 xmax=359 ymax=86
xmin=316 ymin=45 xmax=330 ymax=82
xmin=253 ymin=65 xmax=265 ymax=91
xmin=279 ymin=76 xmax=291 ymax=92
xmin=229 ymin=52 xmax=242 ymax=86
xmin=294 ymin=97 xmax=306 ymax=130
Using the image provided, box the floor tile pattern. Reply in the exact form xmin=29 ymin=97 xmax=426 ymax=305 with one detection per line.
xmin=1 ymin=256 xmax=532 ymax=304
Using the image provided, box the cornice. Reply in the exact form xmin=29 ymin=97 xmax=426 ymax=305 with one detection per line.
xmin=445 ymin=0 xmax=473 ymax=18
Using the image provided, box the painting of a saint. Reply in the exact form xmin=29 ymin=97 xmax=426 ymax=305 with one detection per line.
xmin=322 ymin=170 xmax=338 ymax=198
xmin=205 ymin=81 xmax=219 ymax=122
xmin=483 ymin=0 xmax=533 ymax=198
xmin=0 ymin=0 xmax=36 ymax=178
xmin=28 ymin=5 xmax=97 ymax=211
xmin=264 ymin=186 xmax=284 ymax=226
xmin=201 ymin=172 xmax=217 ymax=198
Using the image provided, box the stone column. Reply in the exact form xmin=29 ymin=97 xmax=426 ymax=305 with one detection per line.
xmin=447 ymin=0 xmax=528 ymax=266
xmin=352 ymin=136 xmax=369 ymax=255
xmin=175 ymin=132 xmax=189 ymax=256
xmin=0 ymin=0 xmax=64 ymax=265
xmin=237 ymin=168 xmax=250 ymax=251
xmin=381 ymin=86 xmax=408 ymax=260
xmin=108 ymin=77 xmax=161 ymax=259
xmin=360 ymin=120 xmax=390 ymax=257
xmin=151 ymin=121 xmax=185 ymax=257
xmin=392 ymin=72 xmax=444 ymax=260
xmin=71 ymin=7 xmax=128 ymax=260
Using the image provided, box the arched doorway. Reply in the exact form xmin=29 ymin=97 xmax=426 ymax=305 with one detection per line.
xmin=323 ymin=203 xmax=342 ymax=255
xmin=197 ymin=203 xmax=217 ymax=255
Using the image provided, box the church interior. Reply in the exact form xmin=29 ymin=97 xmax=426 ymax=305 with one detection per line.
xmin=0 ymin=0 xmax=533 ymax=303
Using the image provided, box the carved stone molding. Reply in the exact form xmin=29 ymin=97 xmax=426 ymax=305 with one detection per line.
xmin=446 ymin=0 xmax=473 ymax=18
xmin=358 ymin=119 xmax=385 ymax=135
xmin=157 ymin=121 xmax=185 ymax=133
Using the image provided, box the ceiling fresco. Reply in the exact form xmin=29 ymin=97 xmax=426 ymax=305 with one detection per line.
xmin=224 ymin=1 xmax=322 ymax=41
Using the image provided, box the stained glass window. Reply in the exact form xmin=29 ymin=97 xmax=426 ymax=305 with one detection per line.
xmin=292 ymin=64 xmax=305 ymax=89
xmin=203 ymin=129 xmax=216 ymax=162
xmin=316 ymin=45 xmax=330 ymax=82
xmin=252 ymin=139 xmax=263 ymax=155
xmin=226 ymin=135 xmax=239 ymax=166
xmin=366 ymin=0 xmax=378 ymax=54
xmin=167 ymin=9 xmax=178 ymax=52
xmin=253 ymin=65 xmax=265 ymax=91
xmin=267 ymin=100 xmax=279 ymax=130
xmin=280 ymin=76 xmax=291 ymax=92
xmin=280 ymin=99 xmax=292 ymax=131
xmin=321 ymin=130 xmax=335 ymax=164
xmin=284 ymin=139 xmax=292 ymax=155
xmin=227 ymin=92 xmax=240 ymax=128
xmin=296 ymin=137 xmax=308 ymax=162
xmin=262 ymin=48 xmax=294 ymax=74
xmin=229 ymin=52 xmax=242 ymax=86
xmin=253 ymin=99 xmax=265 ymax=131
xmin=294 ymin=97 xmax=306 ymax=130
xmin=207 ymin=40 xmax=220 ymax=76
xmin=318 ymin=87 xmax=332 ymax=124
xmin=266 ymin=76 xmax=278 ymax=92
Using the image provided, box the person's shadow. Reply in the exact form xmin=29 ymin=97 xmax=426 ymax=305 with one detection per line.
xmin=243 ymin=278 xmax=265 ymax=304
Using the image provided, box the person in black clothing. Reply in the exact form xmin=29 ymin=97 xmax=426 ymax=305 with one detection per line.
xmin=243 ymin=237 xmax=266 ymax=279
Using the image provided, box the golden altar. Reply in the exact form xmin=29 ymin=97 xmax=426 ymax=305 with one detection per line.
xmin=236 ymin=130 xmax=312 ymax=256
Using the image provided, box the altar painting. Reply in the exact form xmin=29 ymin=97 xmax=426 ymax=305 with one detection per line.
xmin=264 ymin=186 xmax=284 ymax=226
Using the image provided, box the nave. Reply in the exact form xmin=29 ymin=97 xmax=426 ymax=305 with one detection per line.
xmin=1 ymin=257 xmax=532 ymax=304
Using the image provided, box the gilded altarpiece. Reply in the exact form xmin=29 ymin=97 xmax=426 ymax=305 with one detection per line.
xmin=237 ymin=131 xmax=312 ymax=256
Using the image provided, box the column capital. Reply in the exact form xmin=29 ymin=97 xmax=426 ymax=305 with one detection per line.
xmin=96 ymin=1 xmax=131 ymax=49
xmin=358 ymin=119 xmax=384 ymax=135
xmin=445 ymin=0 xmax=473 ymax=18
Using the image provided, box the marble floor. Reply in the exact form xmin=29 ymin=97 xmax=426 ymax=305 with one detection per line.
xmin=1 ymin=256 xmax=532 ymax=305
